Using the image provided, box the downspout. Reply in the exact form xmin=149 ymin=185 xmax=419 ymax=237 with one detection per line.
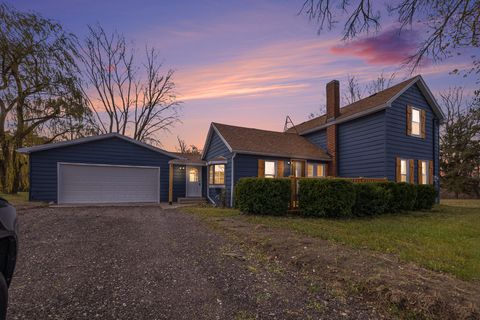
xmin=230 ymin=152 xmax=236 ymax=207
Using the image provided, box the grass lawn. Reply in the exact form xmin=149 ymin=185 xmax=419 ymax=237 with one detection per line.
xmin=0 ymin=192 xmax=30 ymax=205
xmin=186 ymin=199 xmax=480 ymax=281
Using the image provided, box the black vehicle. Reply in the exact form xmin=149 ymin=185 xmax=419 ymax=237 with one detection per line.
xmin=0 ymin=197 xmax=18 ymax=320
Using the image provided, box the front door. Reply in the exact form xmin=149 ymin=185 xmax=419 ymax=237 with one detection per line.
xmin=186 ymin=166 xmax=202 ymax=197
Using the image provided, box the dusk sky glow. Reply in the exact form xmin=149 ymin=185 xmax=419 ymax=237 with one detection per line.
xmin=10 ymin=0 xmax=476 ymax=151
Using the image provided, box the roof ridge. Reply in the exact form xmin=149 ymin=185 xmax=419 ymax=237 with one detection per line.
xmin=288 ymin=75 xmax=421 ymax=133
xmin=213 ymin=122 xmax=297 ymax=135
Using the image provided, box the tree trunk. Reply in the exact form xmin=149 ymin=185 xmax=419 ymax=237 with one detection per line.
xmin=0 ymin=138 xmax=10 ymax=193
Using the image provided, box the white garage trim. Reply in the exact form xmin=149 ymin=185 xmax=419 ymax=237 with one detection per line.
xmin=57 ymin=162 xmax=161 ymax=204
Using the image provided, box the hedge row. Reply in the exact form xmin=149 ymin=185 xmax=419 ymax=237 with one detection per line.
xmin=235 ymin=177 xmax=436 ymax=217
xmin=300 ymin=179 xmax=436 ymax=218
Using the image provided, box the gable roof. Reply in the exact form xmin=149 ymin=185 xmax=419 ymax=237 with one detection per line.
xmin=16 ymin=132 xmax=181 ymax=159
xmin=169 ymin=152 xmax=206 ymax=165
xmin=202 ymin=122 xmax=331 ymax=161
xmin=287 ymin=75 xmax=445 ymax=135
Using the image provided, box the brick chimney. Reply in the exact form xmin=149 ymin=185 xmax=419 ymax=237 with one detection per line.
xmin=326 ymin=80 xmax=339 ymax=176
xmin=326 ymin=80 xmax=340 ymax=120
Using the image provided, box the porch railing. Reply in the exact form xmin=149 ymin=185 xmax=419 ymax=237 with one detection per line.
xmin=289 ymin=176 xmax=387 ymax=210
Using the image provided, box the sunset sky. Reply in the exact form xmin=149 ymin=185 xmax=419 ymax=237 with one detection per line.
xmin=11 ymin=0 xmax=476 ymax=151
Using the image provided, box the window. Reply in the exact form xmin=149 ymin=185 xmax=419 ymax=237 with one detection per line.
xmin=307 ymin=164 xmax=314 ymax=177
xmin=411 ymin=108 xmax=421 ymax=136
xmin=400 ymin=159 xmax=408 ymax=183
xmin=317 ymin=164 xmax=325 ymax=177
xmin=307 ymin=163 xmax=326 ymax=177
xmin=264 ymin=161 xmax=276 ymax=178
xmin=189 ymin=168 xmax=199 ymax=182
xmin=420 ymin=160 xmax=428 ymax=185
xmin=209 ymin=164 xmax=225 ymax=185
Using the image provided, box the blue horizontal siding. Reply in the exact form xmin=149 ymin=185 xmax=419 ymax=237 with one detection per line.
xmin=386 ymin=83 xmax=436 ymax=183
xmin=234 ymin=154 xmax=292 ymax=183
xmin=29 ymin=136 xmax=176 ymax=203
xmin=203 ymin=130 xmax=232 ymax=206
xmin=304 ymin=129 xmax=327 ymax=150
xmin=338 ymin=110 xmax=387 ymax=178
xmin=172 ymin=165 xmax=186 ymax=202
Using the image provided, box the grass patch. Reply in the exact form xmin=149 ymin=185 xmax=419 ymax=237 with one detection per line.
xmin=184 ymin=200 xmax=480 ymax=280
xmin=0 ymin=192 xmax=29 ymax=205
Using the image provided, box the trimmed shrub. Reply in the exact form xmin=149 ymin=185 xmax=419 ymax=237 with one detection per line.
xmin=415 ymin=184 xmax=436 ymax=210
xmin=374 ymin=181 xmax=401 ymax=213
xmin=299 ymin=178 xmax=356 ymax=218
xmin=352 ymin=182 xmax=391 ymax=216
xmin=235 ymin=178 xmax=290 ymax=215
xmin=375 ymin=181 xmax=416 ymax=212
xmin=397 ymin=182 xmax=417 ymax=211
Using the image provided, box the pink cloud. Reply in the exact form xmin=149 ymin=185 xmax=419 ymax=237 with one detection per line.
xmin=330 ymin=28 xmax=419 ymax=65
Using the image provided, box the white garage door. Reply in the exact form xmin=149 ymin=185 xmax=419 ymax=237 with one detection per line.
xmin=58 ymin=163 xmax=160 ymax=204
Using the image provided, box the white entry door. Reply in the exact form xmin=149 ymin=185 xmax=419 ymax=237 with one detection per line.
xmin=58 ymin=163 xmax=160 ymax=204
xmin=186 ymin=166 xmax=202 ymax=197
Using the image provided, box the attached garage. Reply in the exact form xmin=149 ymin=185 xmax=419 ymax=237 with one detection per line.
xmin=17 ymin=133 xmax=181 ymax=204
xmin=58 ymin=163 xmax=160 ymax=204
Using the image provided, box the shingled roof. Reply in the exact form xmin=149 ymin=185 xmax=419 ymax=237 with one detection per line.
xmin=287 ymin=75 xmax=444 ymax=135
xmin=207 ymin=123 xmax=331 ymax=161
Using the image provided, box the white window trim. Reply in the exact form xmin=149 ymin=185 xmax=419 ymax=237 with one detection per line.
xmin=306 ymin=162 xmax=326 ymax=178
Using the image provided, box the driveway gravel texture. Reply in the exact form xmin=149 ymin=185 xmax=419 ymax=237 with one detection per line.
xmin=8 ymin=206 xmax=386 ymax=320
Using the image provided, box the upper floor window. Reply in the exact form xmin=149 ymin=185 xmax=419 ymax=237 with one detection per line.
xmin=411 ymin=108 xmax=421 ymax=136
xmin=209 ymin=164 xmax=225 ymax=185
xmin=407 ymin=105 xmax=426 ymax=138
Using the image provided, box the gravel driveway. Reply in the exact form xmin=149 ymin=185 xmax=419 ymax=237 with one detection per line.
xmin=8 ymin=206 xmax=383 ymax=320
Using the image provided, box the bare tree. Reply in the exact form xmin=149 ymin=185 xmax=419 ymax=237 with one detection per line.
xmin=366 ymin=72 xmax=396 ymax=95
xmin=300 ymin=0 xmax=480 ymax=81
xmin=81 ymin=25 xmax=181 ymax=146
xmin=0 ymin=4 xmax=88 ymax=193
xmin=343 ymin=75 xmax=363 ymax=105
xmin=176 ymin=136 xmax=201 ymax=155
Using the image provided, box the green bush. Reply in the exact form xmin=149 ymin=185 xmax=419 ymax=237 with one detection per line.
xmin=397 ymin=183 xmax=417 ymax=210
xmin=374 ymin=181 xmax=401 ymax=212
xmin=415 ymin=184 xmax=436 ymax=210
xmin=352 ymin=183 xmax=391 ymax=216
xmin=375 ymin=181 xmax=417 ymax=212
xmin=299 ymin=178 xmax=356 ymax=218
xmin=235 ymin=178 xmax=291 ymax=215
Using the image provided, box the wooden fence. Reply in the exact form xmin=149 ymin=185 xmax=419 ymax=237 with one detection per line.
xmin=290 ymin=176 xmax=387 ymax=210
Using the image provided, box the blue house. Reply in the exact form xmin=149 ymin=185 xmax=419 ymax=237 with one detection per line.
xmin=202 ymin=75 xmax=444 ymax=206
xmin=18 ymin=75 xmax=444 ymax=206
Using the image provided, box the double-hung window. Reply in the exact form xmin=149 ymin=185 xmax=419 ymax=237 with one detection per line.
xmin=209 ymin=164 xmax=225 ymax=186
xmin=411 ymin=108 xmax=421 ymax=136
xmin=407 ymin=105 xmax=425 ymax=138
xmin=400 ymin=159 xmax=409 ymax=183
xmin=418 ymin=160 xmax=429 ymax=185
